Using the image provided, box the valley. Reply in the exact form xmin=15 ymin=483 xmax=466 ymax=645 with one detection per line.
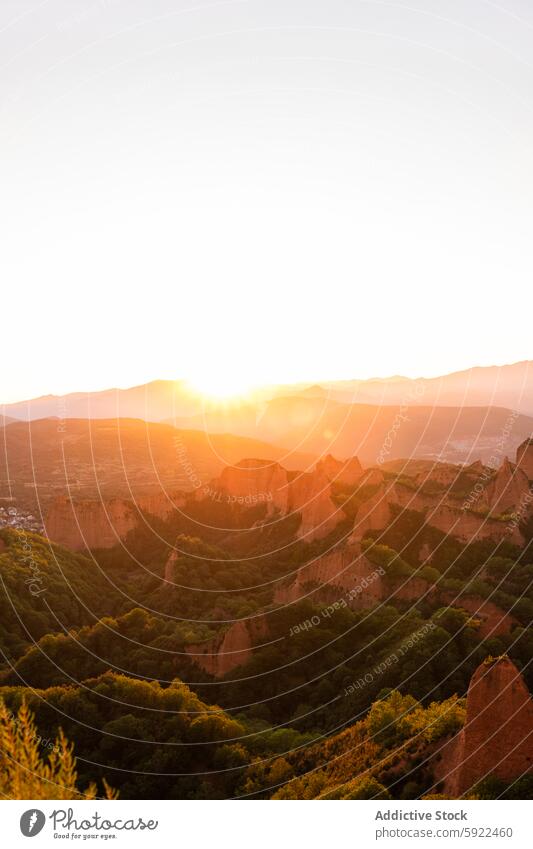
xmin=1 ymin=396 xmax=532 ymax=800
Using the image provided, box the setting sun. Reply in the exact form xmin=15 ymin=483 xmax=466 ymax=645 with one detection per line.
xmin=184 ymin=372 xmax=258 ymax=402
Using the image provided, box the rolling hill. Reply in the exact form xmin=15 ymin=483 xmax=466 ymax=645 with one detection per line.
xmin=170 ymin=399 xmax=533 ymax=466
xmin=0 ymin=417 xmax=315 ymax=510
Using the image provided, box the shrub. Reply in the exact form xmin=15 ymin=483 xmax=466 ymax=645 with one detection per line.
xmin=0 ymin=700 xmax=116 ymax=800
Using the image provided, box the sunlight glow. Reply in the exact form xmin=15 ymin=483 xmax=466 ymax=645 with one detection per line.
xmin=184 ymin=372 xmax=258 ymax=403
xmin=2 ymin=0 xmax=532 ymax=404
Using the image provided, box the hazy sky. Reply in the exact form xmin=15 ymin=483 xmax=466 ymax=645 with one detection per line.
xmin=1 ymin=0 xmax=533 ymax=402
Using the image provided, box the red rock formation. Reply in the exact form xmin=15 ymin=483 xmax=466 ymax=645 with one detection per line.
xmin=387 ymin=575 xmax=435 ymax=603
xmin=44 ymin=491 xmax=185 ymax=551
xmin=44 ymin=497 xmax=138 ymax=550
xmin=480 ymin=458 xmax=530 ymax=514
xmin=350 ymin=481 xmax=523 ymax=545
xmin=274 ymin=543 xmax=384 ymax=607
xmin=439 ymin=594 xmax=515 ymax=639
xmin=136 ymin=491 xmax=186 ymax=520
xmin=164 ymin=549 xmax=178 ymax=583
xmin=436 ymin=657 xmax=533 ymax=796
xmin=516 ymin=438 xmax=533 ymax=480
xmin=316 ymin=454 xmax=364 ymax=486
xmin=287 ymin=468 xmax=340 ymax=540
xmin=414 ymin=463 xmax=462 ymax=488
xmin=466 ymin=460 xmax=486 ymax=476
xmin=350 ymin=481 xmax=434 ymax=541
xmin=428 ymin=503 xmax=523 ymax=545
xmin=186 ymin=617 xmax=268 ymax=677
xmin=419 ymin=542 xmax=435 ymax=563
xmin=274 ymin=539 xmax=439 ymax=608
xmin=360 ymin=468 xmax=385 ymax=487
xmin=208 ymin=460 xmax=341 ymax=541
xmin=208 ymin=459 xmax=289 ymax=513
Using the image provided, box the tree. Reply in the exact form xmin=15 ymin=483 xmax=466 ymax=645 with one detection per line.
xmin=0 ymin=700 xmax=116 ymax=800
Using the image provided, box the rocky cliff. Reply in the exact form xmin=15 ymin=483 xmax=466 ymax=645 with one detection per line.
xmin=435 ymin=657 xmax=533 ymax=796
xmin=315 ymin=454 xmax=364 ymax=486
xmin=350 ymin=481 xmax=524 ymax=545
xmin=428 ymin=503 xmax=523 ymax=545
xmin=350 ymin=481 xmax=434 ymax=541
xmin=44 ymin=491 xmax=186 ymax=551
xmin=438 ymin=593 xmax=515 ymax=639
xmin=286 ymin=467 xmax=340 ymax=540
xmin=211 ymin=459 xmax=290 ymax=513
xmin=186 ymin=616 xmax=269 ymax=677
xmin=414 ymin=463 xmax=464 ymax=488
xmin=516 ymin=438 xmax=533 ymax=480
xmin=480 ymin=457 xmax=531 ymax=514
xmin=274 ymin=543 xmax=384 ymax=607
xmin=44 ymin=450 xmax=531 ymax=553
xmin=208 ymin=459 xmax=341 ymax=541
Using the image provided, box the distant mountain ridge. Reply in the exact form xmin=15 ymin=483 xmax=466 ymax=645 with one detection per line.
xmin=2 ymin=362 xmax=533 ymax=469
xmin=2 ymin=380 xmax=196 ymax=422
xmin=321 ymin=360 xmax=533 ymax=412
xmin=0 ymin=415 xmax=17 ymax=427
xmin=4 ymin=360 xmax=533 ymax=420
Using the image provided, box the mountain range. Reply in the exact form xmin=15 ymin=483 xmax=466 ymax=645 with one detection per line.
xmin=4 ymin=360 xmax=533 ymax=421
xmin=2 ymin=362 xmax=532 ymax=470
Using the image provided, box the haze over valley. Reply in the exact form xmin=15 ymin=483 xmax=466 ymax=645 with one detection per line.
xmin=1 ymin=359 xmax=533 ymax=801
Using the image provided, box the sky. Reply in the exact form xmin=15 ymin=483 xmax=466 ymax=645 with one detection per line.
xmin=1 ymin=0 xmax=533 ymax=403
